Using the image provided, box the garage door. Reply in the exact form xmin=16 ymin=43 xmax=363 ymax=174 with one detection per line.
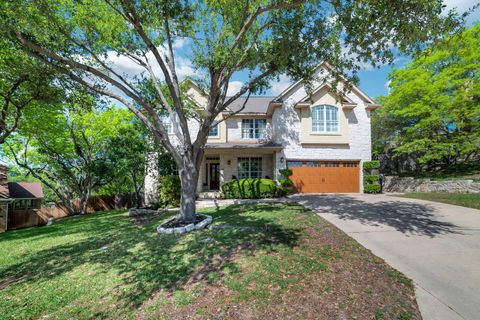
xmin=287 ymin=160 xmax=360 ymax=193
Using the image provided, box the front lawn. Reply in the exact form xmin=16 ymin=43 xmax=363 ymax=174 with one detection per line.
xmin=0 ymin=203 xmax=420 ymax=319
xmin=395 ymin=192 xmax=480 ymax=210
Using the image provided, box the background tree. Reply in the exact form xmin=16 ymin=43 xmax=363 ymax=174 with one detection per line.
xmin=4 ymin=95 xmax=137 ymax=215
xmin=1 ymin=0 xmax=463 ymax=222
xmin=0 ymin=39 xmax=62 ymax=144
xmin=101 ymin=121 xmax=148 ymax=208
xmin=373 ymin=24 xmax=480 ymax=169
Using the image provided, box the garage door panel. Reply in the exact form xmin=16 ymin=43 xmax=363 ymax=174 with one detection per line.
xmin=288 ymin=161 xmax=359 ymax=193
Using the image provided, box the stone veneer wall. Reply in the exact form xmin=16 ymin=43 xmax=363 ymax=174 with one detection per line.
xmin=383 ymin=176 xmax=480 ymax=193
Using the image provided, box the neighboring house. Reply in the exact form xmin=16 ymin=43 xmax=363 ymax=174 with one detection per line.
xmin=0 ymin=165 xmax=44 ymax=231
xmin=145 ymin=63 xmax=379 ymax=203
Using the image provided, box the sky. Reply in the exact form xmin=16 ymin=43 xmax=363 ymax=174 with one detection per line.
xmin=105 ymin=0 xmax=479 ymax=102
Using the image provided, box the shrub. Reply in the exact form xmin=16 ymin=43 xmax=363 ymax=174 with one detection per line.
xmin=157 ymin=176 xmax=181 ymax=207
xmin=363 ymin=160 xmax=380 ymax=170
xmin=279 ymin=178 xmax=293 ymax=187
xmin=364 ymin=174 xmax=380 ymax=184
xmin=279 ymin=168 xmax=293 ymax=177
xmin=364 ymin=184 xmax=381 ymax=194
xmin=222 ymin=178 xmax=277 ymax=199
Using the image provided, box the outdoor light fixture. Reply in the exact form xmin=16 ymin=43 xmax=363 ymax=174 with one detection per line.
xmin=280 ymin=157 xmax=285 ymax=163
xmin=227 ymin=160 xmax=231 ymax=165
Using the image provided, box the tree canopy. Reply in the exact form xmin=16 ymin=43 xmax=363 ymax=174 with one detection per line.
xmin=0 ymin=39 xmax=62 ymax=144
xmin=373 ymin=24 xmax=480 ymax=168
xmin=0 ymin=0 xmax=465 ymax=221
xmin=3 ymin=94 xmax=144 ymax=215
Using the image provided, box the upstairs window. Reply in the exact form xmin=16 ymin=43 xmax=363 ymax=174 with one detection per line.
xmin=311 ymin=105 xmax=339 ymax=133
xmin=209 ymin=120 xmax=219 ymax=137
xmin=242 ymin=119 xmax=266 ymax=139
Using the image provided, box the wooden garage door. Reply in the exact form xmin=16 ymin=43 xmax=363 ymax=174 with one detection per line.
xmin=288 ymin=161 xmax=360 ymax=193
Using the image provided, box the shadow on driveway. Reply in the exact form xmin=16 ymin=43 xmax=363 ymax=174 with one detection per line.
xmin=293 ymin=194 xmax=462 ymax=237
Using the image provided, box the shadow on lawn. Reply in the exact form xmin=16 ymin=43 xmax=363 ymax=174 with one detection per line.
xmin=294 ymin=194 xmax=461 ymax=237
xmin=0 ymin=203 xmax=303 ymax=314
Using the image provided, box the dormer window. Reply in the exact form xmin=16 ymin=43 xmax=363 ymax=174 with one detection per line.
xmin=311 ymin=105 xmax=339 ymax=133
xmin=242 ymin=119 xmax=266 ymax=139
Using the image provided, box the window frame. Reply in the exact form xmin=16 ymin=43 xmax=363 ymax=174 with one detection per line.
xmin=311 ymin=104 xmax=340 ymax=134
xmin=237 ymin=157 xmax=263 ymax=179
xmin=241 ymin=119 xmax=266 ymax=139
xmin=208 ymin=120 xmax=219 ymax=137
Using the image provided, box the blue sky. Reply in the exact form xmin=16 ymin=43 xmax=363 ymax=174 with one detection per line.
xmin=341 ymin=0 xmax=480 ymax=99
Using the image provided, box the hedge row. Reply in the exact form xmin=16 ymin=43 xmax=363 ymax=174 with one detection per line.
xmin=222 ymin=178 xmax=278 ymax=199
xmin=363 ymin=161 xmax=381 ymax=194
xmin=364 ymin=184 xmax=381 ymax=194
xmin=363 ymin=160 xmax=380 ymax=170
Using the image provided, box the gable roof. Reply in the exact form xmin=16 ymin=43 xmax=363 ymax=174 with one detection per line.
xmin=298 ymin=82 xmax=356 ymax=104
xmin=7 ymin=182 xmax=44 ymax=199
xmin=273 ymin=62 xmax=375 ymax=104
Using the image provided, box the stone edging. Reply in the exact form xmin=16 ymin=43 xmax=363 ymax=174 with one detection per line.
xmin=129 ymin=208 xmax=162 ymax=217
xmin=383 ymin=176 xmax=480 ymax=194
xmin=157 ymin=214 xmax=212 ymax=235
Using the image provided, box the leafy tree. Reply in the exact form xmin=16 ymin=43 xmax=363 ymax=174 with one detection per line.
xmin=1 ymin=0 xmax=463 ymax=222
xmin=5 ymin=95 xmax=136 ymax=215
xmin=374 ymin=24 xmax=480 ymax=167
xmin=101 ymin=121 xmax=148 ymax=208
xmin=0 ymin=39 xmax=62 ymax=144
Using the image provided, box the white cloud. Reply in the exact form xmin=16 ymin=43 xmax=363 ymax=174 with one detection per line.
xmin=384 ymin=80 xmax=392 ymax=94
xmin=226 ymin=81 xmax=244 ymax=96
xmin=174 ymin=56 xmax=195 ymax=79
xmin=269 ymin=74 xmax=292 ymax=95
xmin=102 ymin=45 xmax=196 ymax=82
xmin=173 ymin=38 xmax=188 ymax=49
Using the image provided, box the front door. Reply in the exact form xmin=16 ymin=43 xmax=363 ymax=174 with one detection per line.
xmin=209 ymin=163 xmax=220 ymax=190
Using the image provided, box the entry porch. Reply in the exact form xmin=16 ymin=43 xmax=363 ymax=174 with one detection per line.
xmin=197 ymin=143 xmax=282 ymax=193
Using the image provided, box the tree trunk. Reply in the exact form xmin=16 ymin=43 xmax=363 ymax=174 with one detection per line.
xmin=178 ymin=160 xmax=199 ymax=223
xmin=78 ymin=189 xmax=90 ymax=215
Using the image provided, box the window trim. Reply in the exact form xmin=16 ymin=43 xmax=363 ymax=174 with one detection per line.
xmin=241 ymin=119 xmax=266 ymax=139
xmin=311 ymin=104 xmax=340 ymax=134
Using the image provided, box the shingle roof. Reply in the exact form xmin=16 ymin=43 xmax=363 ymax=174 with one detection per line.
xmin=205 ymin=142 xmax=282 ymax=149
xmin=225 ymin=96 xmax=274 ymax=114
xmin=7 ymin=182 xmax=44 ymax=199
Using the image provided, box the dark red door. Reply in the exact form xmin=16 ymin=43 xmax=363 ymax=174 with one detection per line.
xmin=209 ymin=163 xmax=220 ymax=190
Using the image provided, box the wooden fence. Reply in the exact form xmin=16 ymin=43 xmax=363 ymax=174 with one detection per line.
xmin=7 ymin=193 xmax=136 ymax=230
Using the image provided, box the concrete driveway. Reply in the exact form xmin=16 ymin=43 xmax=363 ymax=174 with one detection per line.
xmin=292 ymin=193 xmax=480 ymax=320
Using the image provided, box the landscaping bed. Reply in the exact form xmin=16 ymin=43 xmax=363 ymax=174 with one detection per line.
xmin=0 ymin=204 xmax=420 ymax=319
xmin=395 ymin=192 xmax=480 ymax=210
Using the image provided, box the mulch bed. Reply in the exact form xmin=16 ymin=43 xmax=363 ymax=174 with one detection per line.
xmin=161 ymin=215 xmax=207 ymax=228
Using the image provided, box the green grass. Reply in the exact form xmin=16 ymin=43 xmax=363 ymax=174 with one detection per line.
xmin=396 ymin=193 xmax=480 ymax=210
xmin=0 ymin=203 xmax=419 ymax=319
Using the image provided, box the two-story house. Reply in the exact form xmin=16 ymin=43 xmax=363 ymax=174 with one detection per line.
xmin=144 ymin=63 xmax=378 ymax=202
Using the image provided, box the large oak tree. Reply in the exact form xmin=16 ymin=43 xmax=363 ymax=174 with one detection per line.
xmin=0 ymin=0 xmax=463 ymax=222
